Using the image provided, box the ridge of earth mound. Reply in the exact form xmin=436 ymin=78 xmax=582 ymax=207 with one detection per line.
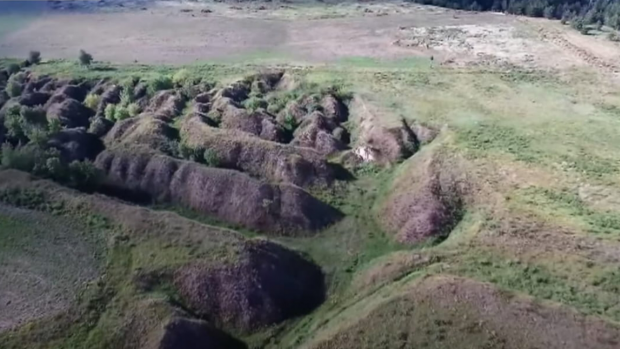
xmin=304 ymin=275 xmax=620 ymax=349
xmin=174 ymin=239 xmax=325 ymax=332
xmin=94 ymin=148 xmax=343 ymax=234
xmin=378 ymin=142 xmax=467 ymax=244
xmin=180 ymin=113 xmax=344 ymax=188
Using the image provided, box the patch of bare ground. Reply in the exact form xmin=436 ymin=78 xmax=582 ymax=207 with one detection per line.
xmin=394 ymin=22 xmax=582 ymax=69
xmin=305 ymin=275 xmax=620 ymax=349
xmin=0 ymin=204 xmax=102 ymax=333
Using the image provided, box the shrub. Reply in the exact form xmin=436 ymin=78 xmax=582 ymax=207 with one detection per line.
xmin=84 ymin=93 xmax=101 ymax=110
xmin=6 ymin=63 xmax=20 ymax=75
xmin=114 ymin=106 xmax=131 ymax=121
xmin=67 ymin=160 xmax=102 ymax=192
xmin=243 ymin=96 xmax=268 ymax=111
xmin=119 ymin=89 xmax=134 ymax=107
xmin=127 ymin=103 xmax=141 ymax=117
xmin=21 ymin=106 xmax=47 ymax=125
xmin=27 ymin=127 xmax=50 ymax=147
xmin=203 ymin=149 xmax=220 ymax=167
xmin=4 ymin=105 xmax=26 ymax=140
xmin=609 ymin=32 xmax=620 ymax=42
xmin=178 ymin=142 xmax=204 ymax=162
xmin=48 ymin=118 xmax=62 ymax=134
xmin=1 ymin=143 xmax=40 ymax=172
xmin=543 ymin=6 xmax=554 ymax=19
xmin=104 ymin=104 xmax=117 ymax=121
xmin=6 ymin=79 xmax=22 ymax=98
xmin=571 ymin=19 xmax=584 ymax=31
xmin=120 ymin=76 xmax=139 ymax=92
xmin=28 ymin=51 xmax=41 ymax=65
xmin=79 ymin=49 xmax=93 ymax=67
xmin=4 ymin=106 xmax=49 ymax=144
xmin=147 ymin=75 xmax=173 ymax=95
xmin=282 ymin=112 xmax=298 ymax=131
xmin=1 ymin=142 xmax=102 ymax=192
xmin=172 ymin=68 xmax=191 ymax=86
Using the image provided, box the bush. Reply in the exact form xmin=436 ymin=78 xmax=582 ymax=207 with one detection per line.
xmin=571 ymin=19 xmax=584 ymax=31
xmin=119 ymin=89 xmax=134 ymax=107
xmin=127 ymin=103 xmax=141 ymax=117
xmin=4 ymin=106 xmax=49 ymax=144
xmin=79 ymin=49 xmax=93 ymax=67
xmin=172 ymin=68 xmax=191 ymax=86
xmin=6 ymin=63 xmax=20 ymax=75
xmin=147 ymin=75 xmax=173 ymax=95
xmin=84 ymin=93 xmax=101 ymax=110
xmin=104 ymin=104 xmax=117 ymax=121
xmin=27 ymin=127 xmax=50 ymax=147
xmin=114 ymin=106 xmax=131 ymax=121
xmin=203 ymin=149 xmax=220 ymax=167
xmin=120 ymin=76 xmax=139 ymax=92
xmin=48 ymin=118 xmax=62 ymax=134
xmin=21 ymin=106 xmax=47 ymax=125
xmin=282 ymin=112 xmax=297 ymax=131
xmin=4 ymin=105 xmax=26 ymax=140
xmin=66 ymin=160 xmax=102 ymax=192
xmin=609 ymin=32 xmax=620 ymax=42
xmin=28 ymin=51 xmax=41 ymax=65
xmin=1 ymin=142 xmax=102 ymax=192
xmin=6 ymin=79 xmax=22 ymax=98
xmin=543 ymin=6 xmax=555 ymax=19
xmin=243 ymin=96 xmax=268 ymax=111
xmin=1 ymin=143 xmax=45 ymax=173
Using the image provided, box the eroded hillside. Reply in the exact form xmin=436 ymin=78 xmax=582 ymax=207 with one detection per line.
xmin=2 ymin=1 xmax=620 ymax=348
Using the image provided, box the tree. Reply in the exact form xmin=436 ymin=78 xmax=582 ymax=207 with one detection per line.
xmin=6 ymin=79 xmax=22 ymax=98
xmin=28 ymin=51 xmax=41 ymax=65
xmin=6 ymin=63 xmax=20 ymax=75
xmin=543 ymin=6 xmax=555 ymax=19
xmin=79 ymin=49 xmax=93 ymax=67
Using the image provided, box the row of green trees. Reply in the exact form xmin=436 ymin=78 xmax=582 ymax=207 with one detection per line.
xmin=409 ymin=0 xmax=620 ymax=31
xmin=1 ymin=104 xmax=102 ymax=191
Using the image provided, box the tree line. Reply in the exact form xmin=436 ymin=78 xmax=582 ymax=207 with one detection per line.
xmin=408 ymin=0 xmax=620 ymax=30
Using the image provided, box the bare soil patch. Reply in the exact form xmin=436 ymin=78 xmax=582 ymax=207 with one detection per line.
xmin=0 ymin=204 xmax=102 ymax=333
xmin=395 ymin=23 xmax=582 ymax=68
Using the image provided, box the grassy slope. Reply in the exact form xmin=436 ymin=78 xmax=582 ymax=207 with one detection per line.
xmin=2 ymin=56 xmax=620 ymax=347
